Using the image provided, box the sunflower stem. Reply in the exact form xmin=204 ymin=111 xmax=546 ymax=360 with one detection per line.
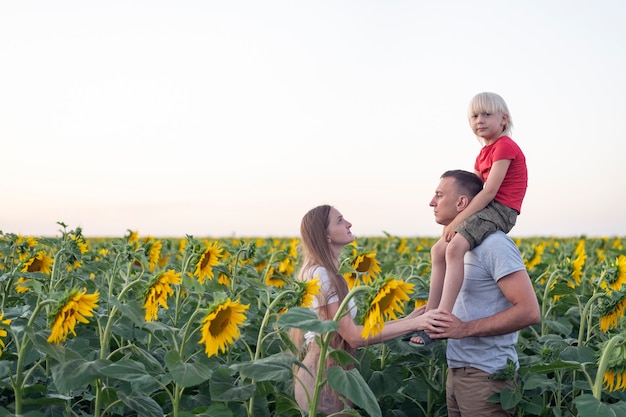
xmin=578 ymin=292 xmax=604 ymax=347
xmin=13 ymin=298 xmax=56 ymax=415
xmin=593 ymin=334 xmax=625 ymax=399
xmin=246 ymin=289 xmax=295 ymax=416
xmin=309 ymin=285 xmax=371 ymax=416
xmin=540 ymin=270 xmax=560 ymax=336
xmin=94 ymin=277 xmax=144 ymax=417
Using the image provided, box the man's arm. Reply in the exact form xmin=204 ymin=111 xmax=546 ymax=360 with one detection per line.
xmin=431 ymin=269 xmax=540 ymax=339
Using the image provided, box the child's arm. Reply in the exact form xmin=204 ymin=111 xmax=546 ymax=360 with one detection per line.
xmin=442 ymin=159 xmax=512 ymax=242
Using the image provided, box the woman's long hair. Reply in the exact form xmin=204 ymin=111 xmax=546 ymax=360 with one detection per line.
xmin=290 ymin=205 xmax=352 ymax=355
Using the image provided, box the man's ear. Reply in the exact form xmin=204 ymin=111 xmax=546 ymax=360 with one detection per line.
xmin=456 ymin=195 xmax=470 ymax=211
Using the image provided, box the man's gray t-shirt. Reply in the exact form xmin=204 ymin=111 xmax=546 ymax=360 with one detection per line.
xmin=446 ymin=231 xmax=526 ymax=374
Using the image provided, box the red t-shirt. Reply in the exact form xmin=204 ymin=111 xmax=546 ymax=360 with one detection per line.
xmin=474 ymin=136 xmax=527 ymax=213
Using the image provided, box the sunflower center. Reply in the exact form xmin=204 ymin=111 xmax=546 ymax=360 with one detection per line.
xmin=209 ymin=309 xmax=231 ymax=335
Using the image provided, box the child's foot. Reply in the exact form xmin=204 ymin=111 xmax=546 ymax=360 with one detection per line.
xmin=403 ymin=330 xmax=438 ymax=347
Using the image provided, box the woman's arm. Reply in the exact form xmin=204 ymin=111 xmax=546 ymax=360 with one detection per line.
xmin=325 ymin=303 xmax=451 ymax=349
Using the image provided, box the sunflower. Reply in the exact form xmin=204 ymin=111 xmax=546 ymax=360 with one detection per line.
xmin=14 ymin=235 xmax=38 ymax=262
xmin=344 ymin=269 xmax=358 ymax=289
xmin=127 ymin=230 xmax=140 ymax=246
xmin=143 ymin=269 xmax=182 ymax=322
xmin=265 ymin=266 xmax=288 ymax=288
xmin=344 ymin=249 xmax=382 ymax=286
xmin=217 ymin=271 xmax=231 ymax=287
xmin=602 ymin=338 xmax=626 ymax=392
xmin=611 ymin=238 xmax=624 ymax=251
xmin=15 ymin=277 xmax=30 ymax=293
xmin=600 ymin=255 xmax=626 ymax=294
xmin=604 ymin=369 xmax=626 ymax=392
xmin=21 ymin=251 xmax=53 ymax=274
xmin=178 ymin=238 xmax=187 ymax=255
xmin=571 ymin=251 xmax=586 ymax=288
xmin=142 ymin=237 xmax=162 ymax=272
xmin=394 ymin=237 xmax=407 ymax=254
xmin=47 ymin=288 xmax=100 ymax=344
xmin=297 ymin=278 xmax=321 ymax=308
xmin=0 ymin=311 xmax=11 ymax=357
xmin=287 ymin=238 xmax=299 ymax=258
xmin=72 ymin=234 xmax=88 ymax=255
xmin=524 ymin=241 xmax=545 ymax=271
xmin=597 ymin=257 xmax=626 ymax=331
xmin=194 ymin=240 xmax=224 ymax=284
xmin=198 ymin=298 xmax=249 ymax=358
xmin=278 ymin=256 xmax=295 ymax=276
xmin=361 ymin=277 xmax=414 ymax=338
xmin=598 ymin=296 xmax=626 ymax=333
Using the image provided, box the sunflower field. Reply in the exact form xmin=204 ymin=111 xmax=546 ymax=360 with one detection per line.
xmin=0 ymin=224 xmax=625 ymax=417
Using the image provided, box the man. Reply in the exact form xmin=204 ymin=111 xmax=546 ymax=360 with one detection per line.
xmin=425 ymin=169 xmax=541 ymax=417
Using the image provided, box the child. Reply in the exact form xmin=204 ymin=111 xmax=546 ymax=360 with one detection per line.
xmin=414 ymin=92 xmax=527 ymax=345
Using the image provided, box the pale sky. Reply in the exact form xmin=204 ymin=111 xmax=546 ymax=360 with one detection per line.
xmin=2 ymin=1 xmax=625 ymax=239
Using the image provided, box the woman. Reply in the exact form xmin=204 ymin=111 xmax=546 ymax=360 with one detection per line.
xmin=291 ymin=204 xmax=449 ymax=415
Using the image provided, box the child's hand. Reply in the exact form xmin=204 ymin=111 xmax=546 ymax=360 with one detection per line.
xmin=443 ymin=224 xmax=455 ymax=242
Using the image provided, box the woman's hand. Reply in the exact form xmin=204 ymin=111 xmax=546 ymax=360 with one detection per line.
xmin=418 ymin=309 xmax=453 ymax=333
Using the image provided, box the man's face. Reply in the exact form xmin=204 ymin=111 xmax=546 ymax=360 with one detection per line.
xmin=429 ymin=176 xmax=461 ymax=226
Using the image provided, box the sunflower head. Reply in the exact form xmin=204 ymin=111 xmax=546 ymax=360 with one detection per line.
xmin=15 ymin=277 xmax=31 ymax=293
xmin=21 ymin=251 xmax=54 ymax=274
xmin=602 ymin=337 xmax=626 ymax=392
xmin=360 ymin=275 xmax=414 ymax=338
xmin=597 ymin=290 xmax=626 ymax=333
xmin=47 ymin=288 xmax=100 ymax=344
xmin=0 ymin=311 xmax=12 ymax=356
xmin=342 ymin=249 xmax=382 ymax=286
xmin=194 ymin=240 xmax=224 ymax=284
xmin=296 ymin=277 xmax=321 ymax=309
xmin=600 ymin=255 xmax=626 ymax=294
xmin=199 ymin=297 xmax=250 ymax=357
xmin=143 ymin=269 xmax=182 ymax=322
xmin=265 ymin=266 xmax=289 ymax=288
xmin=523 ymin=241 xmax=545 ymax=271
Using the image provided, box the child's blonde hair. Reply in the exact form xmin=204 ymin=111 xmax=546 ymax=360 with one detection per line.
xmin=467 ymin=92 xmax=514 ymax=138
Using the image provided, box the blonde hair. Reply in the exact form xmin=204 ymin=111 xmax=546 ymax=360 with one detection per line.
xmin=467 ymin=92 xmax=514 ymax=137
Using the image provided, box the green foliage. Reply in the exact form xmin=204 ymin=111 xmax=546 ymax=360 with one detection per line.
xmin=0 ymin=231 xmax=625 ymax=415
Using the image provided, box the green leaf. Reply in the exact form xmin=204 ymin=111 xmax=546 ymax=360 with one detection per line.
xmin=278 ymin=307 xmax=339 ymax=334
xmin=203 ymin=404 xmax=235 ymax=417
xmin=327 ymin=348 xmax=357 ymax=367
xmin=542 ymin=318 xmax=574 ymax=337
xmin=488 ymin=387 xmax=522 ymax=409
xmin=522 ymin=373 xmax=558 ymax=391
xmin=367 ymin=366 xmax=403 ymax=397
xmin=210 ymin=366 xmax=256 ymax=402
xmin=574 ymin=393 xmax=626 ymax=417
xmin=165 ymin=350 xmax=213 ymax=387
xmin=51 ymin=358 xmax=109 ymax=392
xmin=230 ymin=352 xmax=295 ymax=382
xmin=25 ymin=326 xmax=73 ymax=363
xmin=117 ymin=390 xmax=163 ymax=417
xmin=99 ymin=359 xmax=158 ymax=384
xmin=327 ymin=366 xmax=381 ymax=417
xmin=530 ymin=359 xmax=583 ymax=374
xmin=560 ymin=345 xmax=597 ymax=365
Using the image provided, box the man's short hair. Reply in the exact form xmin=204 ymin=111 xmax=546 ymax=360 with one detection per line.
xmin=441 ymin=170 xmax=483 ymax=198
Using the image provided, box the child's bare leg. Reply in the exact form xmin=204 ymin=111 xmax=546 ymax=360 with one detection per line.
xmin=408 ymin=237 xmax=449 ymax=346
xmin=439 ymin=233 xmax=470 ymax=312
xmin=426 ymin=237 xmax=448 ymax=311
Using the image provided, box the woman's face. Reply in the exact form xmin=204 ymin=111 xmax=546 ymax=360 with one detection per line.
xmin=326 ymin=207 xmax=354 ymax=247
